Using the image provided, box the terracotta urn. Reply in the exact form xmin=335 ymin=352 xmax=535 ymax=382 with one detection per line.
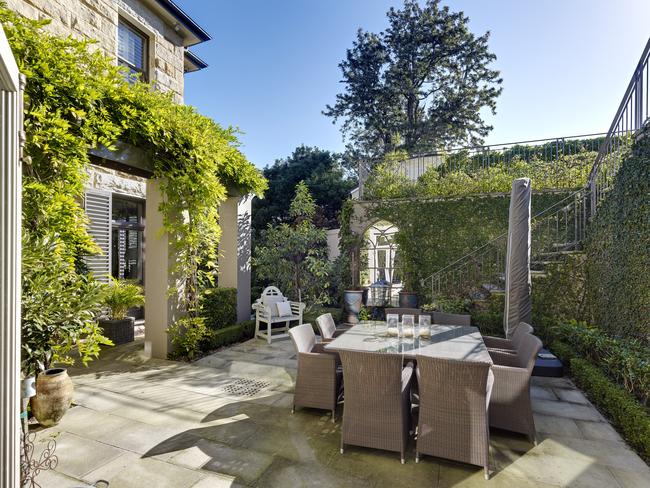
xmin=31 ymin=368 xmax=73 ymax=427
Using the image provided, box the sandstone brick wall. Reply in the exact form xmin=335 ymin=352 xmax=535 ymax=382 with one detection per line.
xmin=6 ymin=0 xmax=186 ymax=101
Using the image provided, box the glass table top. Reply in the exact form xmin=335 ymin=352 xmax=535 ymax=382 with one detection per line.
xmin=325 ymin=321 xmax=492 ymax=363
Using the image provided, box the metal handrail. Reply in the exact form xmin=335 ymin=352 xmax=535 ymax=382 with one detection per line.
xmin=419 ymin=37 xmax=650 ymax=299
xmin=589 ymin=37 xmax=650 ymax=212
xmin=358 ymin=132 xmax=607 ymax=199
xmin=422 ymin=187 xmax=585 ymax=280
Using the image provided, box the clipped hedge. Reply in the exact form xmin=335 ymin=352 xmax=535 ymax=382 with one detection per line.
xmin=569 ymin=358 xmax=650 ymax=463
xmin=550 ymin=320 xmax=650 ymax=406
xmin=203 ymin=320 xmax=255 ymax=350
xmin=201 ymin=287 xmax=237 ymax=330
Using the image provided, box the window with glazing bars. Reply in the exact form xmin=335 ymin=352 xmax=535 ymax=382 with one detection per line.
xmin=118 ymin=18 xmax=148 ymax=82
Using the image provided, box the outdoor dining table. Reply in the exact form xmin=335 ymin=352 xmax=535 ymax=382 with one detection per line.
xmin=324 ymin=321 xmax=493 ymax=364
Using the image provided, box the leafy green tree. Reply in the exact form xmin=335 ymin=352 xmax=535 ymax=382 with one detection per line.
xmin=253 ymin=146 xmax=356 ymax=233
xmin=324 ymin=0 xmax=502 ymax=158
xmin=254 ymin=182 xmax=332 ymax=306
xmin=21 ymin=233 xmax=111 ymax=376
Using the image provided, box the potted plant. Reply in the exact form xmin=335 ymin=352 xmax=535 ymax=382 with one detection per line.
xmin=22 ymin=234 xmax=110 ymax=426
xmin=99 ymin=278 xmax=145 ymax=345
xmin=398 ymin=268 xmax=418 ymax=308
xmin=343 ymin=288 xmax=364 ymax=324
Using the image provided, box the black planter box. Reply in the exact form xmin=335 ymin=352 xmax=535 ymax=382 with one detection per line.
xmin=99 ymin=317 xmax=135 ymax=345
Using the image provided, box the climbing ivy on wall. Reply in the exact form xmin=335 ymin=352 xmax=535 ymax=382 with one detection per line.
xmin=1 ymin=9 xmax=266 ymax=365
xmin=364 ymin=152 xmax=596 ymax=200
xmin=584 ymin=135 xmax=650 ymax=345
xmin=338 ymin=191 xmax=569 ymax=298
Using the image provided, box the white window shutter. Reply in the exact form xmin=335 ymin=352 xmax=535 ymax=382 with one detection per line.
xmin=84 ymin=189 xmax=112 ymax=282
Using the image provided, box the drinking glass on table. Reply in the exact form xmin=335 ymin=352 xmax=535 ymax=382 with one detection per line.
xmin=418 ymin=314 xmax=431 ymax=338
xmin=402 ymin=314 xmax=415 ymax=339
xmin=386 ymin=314 xmax=399 ymax=337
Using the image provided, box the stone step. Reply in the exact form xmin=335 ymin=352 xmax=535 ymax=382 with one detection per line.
xmin=536 ymin=249 xmax=584 ymax=259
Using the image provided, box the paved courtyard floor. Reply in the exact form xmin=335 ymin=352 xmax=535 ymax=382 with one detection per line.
xmin=32 ymin=336 xmax=650 ymax=487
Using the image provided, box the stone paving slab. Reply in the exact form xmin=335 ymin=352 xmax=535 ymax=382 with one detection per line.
xmin=30 ymin=338 xmax=649 ymax=488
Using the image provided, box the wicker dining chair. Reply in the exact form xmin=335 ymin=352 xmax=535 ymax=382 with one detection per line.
xmin=288 ymin=324 xmax=342 ymax=422
xmin=414 ymin=355 xmax=494 ymax=480
xmin=483 ymin=322 xmax=534 ymax=353
xmin=488 ymin=333 xmax=543 ymax=443
xmin=385 ymin=308 xmax=431 ymax=323
xmin=315 ymin=313 xmax=349 ymax=342
xmin=338 ymin=351 xmax=413 ymax=463
xmin=432 ymin=311 xmax=471 ymax=326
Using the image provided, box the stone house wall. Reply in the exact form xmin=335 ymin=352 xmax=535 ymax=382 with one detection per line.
xmin=7 ymin=0 xmax=191 ymax=199
xmin=6 ymin=0 xmax=185 ymax=101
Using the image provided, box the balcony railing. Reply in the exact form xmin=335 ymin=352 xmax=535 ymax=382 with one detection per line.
xmin=420 ymin=37 xmax=650 ymax=303
xmin=358 ymin=132 xmax=606 ymax=200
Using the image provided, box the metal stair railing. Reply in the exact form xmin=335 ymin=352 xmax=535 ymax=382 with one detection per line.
xmin=420 ymin=37 xmax=650 ymax=303
xmin=422 ymin=188 xmax=590 ymax=301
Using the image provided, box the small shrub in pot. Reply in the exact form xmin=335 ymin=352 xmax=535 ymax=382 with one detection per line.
xmin=99 ymin=278 xmax=145 ymax=345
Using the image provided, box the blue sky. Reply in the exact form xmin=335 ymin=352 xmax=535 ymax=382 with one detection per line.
xmin=181 ymin=0 xmax=650 ymax=169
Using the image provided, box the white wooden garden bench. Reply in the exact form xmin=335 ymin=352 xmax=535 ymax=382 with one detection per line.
xmin=253 ymin=286 xmax=305 ymax=344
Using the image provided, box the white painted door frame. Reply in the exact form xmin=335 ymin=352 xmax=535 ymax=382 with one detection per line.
xmin=0 ymin=24 xmax=23 ymax=488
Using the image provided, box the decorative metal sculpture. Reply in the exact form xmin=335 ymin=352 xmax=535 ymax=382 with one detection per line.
xmin=20 ymin=431 xmax=57 ymax=488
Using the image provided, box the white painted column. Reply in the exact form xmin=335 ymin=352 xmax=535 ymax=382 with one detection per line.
xmin=144 ymin=178 xmax=179 ymax=359
xmin=218 ymin=195 xmax=253 ymax=322
xmin=0 ymin=26 xmax=22 ymax=488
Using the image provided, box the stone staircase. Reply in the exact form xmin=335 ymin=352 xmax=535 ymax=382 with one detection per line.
xmin=422 ymin=188 xmax=590 ymax=302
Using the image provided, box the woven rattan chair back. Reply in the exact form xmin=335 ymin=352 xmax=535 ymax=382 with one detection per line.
xmin=511 ymin=322 xmax=534 ymax=350
xmin=432 ymin=311 xmax=471 ymax=326
xmin=515 ymin=333 xmax=543 ymax=370
xmin=338 ymin=350 xmax=411 ymax=462
xmin=316 ymin=313 xmax=337 ymax=340
xmin=415 ymin=355 xmax=493 ymax=477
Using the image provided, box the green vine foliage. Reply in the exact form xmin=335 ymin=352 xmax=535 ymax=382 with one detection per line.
xmin=364 ymin=152 xmax=596 ymax=200
xmin=583 ymin=135 xmax=650 ymax=345
xmin=254 ymin=182 xmax=332 ymax=307
xmin=1 ymin=8 xmax=266 ymax=366
xmin=366 ymin=192 xmax=568 ymax=297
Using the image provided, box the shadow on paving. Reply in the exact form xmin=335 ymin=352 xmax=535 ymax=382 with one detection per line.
xmin=60 ymin=339 xmax=650 ymax=487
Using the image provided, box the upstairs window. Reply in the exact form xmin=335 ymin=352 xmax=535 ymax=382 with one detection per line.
xmin=118 ymin=18 xmax=148 ymax=82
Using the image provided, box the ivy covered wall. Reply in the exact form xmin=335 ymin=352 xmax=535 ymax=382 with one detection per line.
xmin=362 ymin=191 xmax=569 ymax=297
xmin=584 ymin=134 xmax=650 ymax=344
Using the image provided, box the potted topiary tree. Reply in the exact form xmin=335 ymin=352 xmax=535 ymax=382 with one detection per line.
xmin=22 ymin=234 xmax=110 ymax=426
xmin=99 ymin=278 xmax=145 ymax=345
xmin=398 ymin=267 xmax=418 ymax=309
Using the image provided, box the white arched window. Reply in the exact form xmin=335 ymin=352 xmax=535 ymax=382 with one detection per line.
xmin=363 ymin=221 xmax=402 ymax=305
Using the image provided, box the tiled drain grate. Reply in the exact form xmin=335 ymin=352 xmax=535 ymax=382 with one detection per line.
xmin=223 ymin=378 xmax=270 ymax=397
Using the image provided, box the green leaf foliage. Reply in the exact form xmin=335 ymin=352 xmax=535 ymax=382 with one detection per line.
xmin=354 ymin=192 xmax=568 ymax=296
xmin=0 ymin=7 xmax=266 ymax=366
xmin=584 ymin=135 xmax=650 ymax=344
xmin=21 ymin=233 xmax=111 ymax=376
xmin=254 ymin=183 xmax=332 ymax=306
xmin=324 ymin=0 xmax=502 ymax=157
xmin=364 ymin=152 xmax=596 ymax=200
xmin=252 ymin=146 xmax=356 ymax=232
xmin=548 ymin=320 xmax=650 ymax=406
xmin=166 ymin=316 xmax=209 ymax=361
xmin=568 ymin=358 xmax=650 ymax=463
xmin=200 ymin=287 xmax=237 ymax=330
xmin=103 ymin=278 xmax=145 ymax=320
